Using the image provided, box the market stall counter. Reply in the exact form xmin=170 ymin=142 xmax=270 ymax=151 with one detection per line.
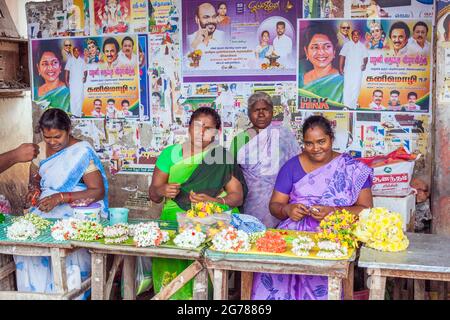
xmin=359 ymin=233 xmax=450 ymax=300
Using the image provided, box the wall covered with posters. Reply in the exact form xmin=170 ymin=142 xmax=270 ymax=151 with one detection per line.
xmin=26 ymin=0 xmax=435 ymax=214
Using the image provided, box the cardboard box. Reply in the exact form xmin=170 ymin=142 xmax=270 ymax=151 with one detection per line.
xmin=373 ymin=193 xmax=416 ymax=231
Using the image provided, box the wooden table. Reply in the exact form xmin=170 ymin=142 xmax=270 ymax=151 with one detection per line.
xmin=72 ymin=241 xmax=209 ymax=300
xmin=0 ymin=240 xmax=91 ymax=300
xmin=204 ymin=249 xmax=356 ymax=300
xmin=359 ymin=233 xmax=450 ymax=300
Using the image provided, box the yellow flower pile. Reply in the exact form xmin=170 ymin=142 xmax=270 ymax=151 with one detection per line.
xmin=186 ymin=202 xmax=223 ymax=218
xmin=315 ymin=209 xmax=358 ymax=250
xmin=354 ymin=207 xmax=409 ymax=252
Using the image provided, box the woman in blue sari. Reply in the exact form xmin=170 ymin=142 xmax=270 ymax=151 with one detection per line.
xmin=14 ymin=108 xmax=108 ymax=296
xmin=255 ymin=31 xmax=274 ymax=60
xmin=299 ymin=23 xmax=344 ymax=104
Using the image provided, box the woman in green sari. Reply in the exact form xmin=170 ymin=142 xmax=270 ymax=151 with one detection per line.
xmin=149 ymin=107 xmax=247 ymax=299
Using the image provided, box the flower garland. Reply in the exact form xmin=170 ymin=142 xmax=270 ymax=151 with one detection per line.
xmin=14 ymin=213 xmax=51 ymax=231
xmin=291 ymin=235 xmax=316 ymax=257
xmin=7 ymin=219 xmax=40 ymax=240
xmin=316 ymin=240 xmax=348 ymax=258
xmin=71 ymin=221 xmax=104 ymax=241
xmin=51 ymin=219 xmax=79 ymax=241
xmin=104 ymin=224 xmax=129 ymax=244
xmin=173 ymin=228 xmax=206 ymax=249
xmin=354 ymin=207 xmax=409 ymax=252
xmin=255 ymin=231 xmax=287 ymax=253
xmin=132 ymin=222 xmax=169 ymax=247
xmin=315 ymin=209 xmax=358 ymax=250
xmin=186 ymin=201 xmax=223 ymax=218
xmin=212 ymin=226 xmax=250 ymax=252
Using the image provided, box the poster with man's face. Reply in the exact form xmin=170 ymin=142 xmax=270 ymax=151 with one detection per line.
xmin=182 ymin=0 xmax=299 ymax=83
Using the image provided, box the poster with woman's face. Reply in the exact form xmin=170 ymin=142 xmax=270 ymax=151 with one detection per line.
xmin=31 ymin=35 xmax=140 ymax=118
xmin=298 ymin=19 xmax=432 ymax=113
xmin=181 ymin=0 xmax=300 ymax=83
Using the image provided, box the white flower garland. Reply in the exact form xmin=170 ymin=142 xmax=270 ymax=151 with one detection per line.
xmin=7 ymin=219 xmax=40 ymax=240
xmin=104 ymin=224 xmax=129 ymax=244
xmin=212 ymin=226 xmax=250 ymax=252
xmin=173 ymin=228 xmax=206 ymax=249
xmin=132 ymin=222 xmax=169 ymax=247
xmin=316 ymin=240 xmax=348 ymax=258
xmin=292 ymin=235 xmax=315 ymax=257
xmin=51 ymin=219 xmax=79 ymax=241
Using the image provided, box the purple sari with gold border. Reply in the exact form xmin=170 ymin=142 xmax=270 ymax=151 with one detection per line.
xmin=251 ymin=153 xmax=373 ymax=300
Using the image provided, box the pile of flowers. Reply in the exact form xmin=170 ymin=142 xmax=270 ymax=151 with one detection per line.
xmin=212 ymin=226 xmax=250 ymax=252
xmin=173 ymin=228 xmax=206 ymax=249
xmin=315 ymin=209 xmax=358 ymax=250
xmin=51 ymin=219 xmax=79 ymax=241
xmin=316 ymin=240 xmax=348 ymax=258
xmin=291 ymin=235 xmax=316 ymax=257
xmin=14 ymin=213 xmax=51 ymax=231
xmin=7 ymin=219 xmax=40 ymax=240
xmin=354 ymin=207 xmax=409 ymax=252
xmin=186 ymin=202 xmax=223 ymax=218
xmin=132 ymin=222 xmax=169 ymax=247
xmin=103 ymin=224 xmax=129 ymax=244
xmin=248 ymin=231 xmax=265 ymax=244
xmin=255 ymin=231 xmax=287 ymax=253
xmin=71 ymin=221 xmax=104 ymax=241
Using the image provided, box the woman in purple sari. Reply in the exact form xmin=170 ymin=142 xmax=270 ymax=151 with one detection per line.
xmin=251 ymin=115 xmax=373 ymax=300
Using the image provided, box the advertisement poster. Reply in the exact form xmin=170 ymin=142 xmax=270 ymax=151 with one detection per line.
xmin=303 ymin=0 xmax=345 ymax=18
xmin=437 ymin=0 xmax=450 ymax=43
xmin=138 ymin=34 xmax=150 ymax=120
xmin=26 ymin=0 xmax=90 ymax=38
xmin=149 ymin=0 xmax=179 ymax=34
xmin=182 ymin=0 xmax=299 ymax=82
xmin=92 ymin=0 xmax=148 ymax=35
xmin=298 ymin=19 xmax=432 ymax=113
xmin=350 ymin=0 xmax=434 ymax=19
xmin=31 ymin=35 xmax=140 ymax=119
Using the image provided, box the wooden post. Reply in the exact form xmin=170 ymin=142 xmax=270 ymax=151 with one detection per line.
xmin=91 ymin=253 xmax=107 ymax=300
xmin=105 ymin=255 xmax=124 ymax=300
xmin=193 ymin=265 xmax=208 ymax=300
xmin=328 ymin=277 xmax=342 ymax=300
xmin=123 ymin=256 xmax=136 ymax=300
xmin=343 ymin=262 xmax=354 ymax=300
xmin=368 ymin=273 xmax=387 ymax=300
xmin=414 ymin=279 xmax=426 ymax=300
xmin=50 ymin=248 xmax=68 ymax=294
xmin=438 ymin=282 xmax=448 ymax=300
xmin=213 ymin=269 xmax=228 ymax=300
xmin=240 ymin=272 xmax=253 ymax=300
xmin=393 ymin=278 xmax=402 ymax=300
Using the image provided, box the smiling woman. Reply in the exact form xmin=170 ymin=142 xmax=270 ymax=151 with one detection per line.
xmin=34 ymin=47 xmax=70 ymax=112
xmin=251 ymin=115 xmax=373 ymax=300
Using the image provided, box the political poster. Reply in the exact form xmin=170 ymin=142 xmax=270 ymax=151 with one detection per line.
xmin=350 ymin=0 xmax=434 ymax=19
xmin=149 ymin=0 xmax=179 ymax=34
xmin=31 ymin=35 xmax=140 ymax=119
xmin=182 ymin=0 xmax=299 ymax=82
xmin=138 ymin=34 xmax=150 ymax=121
xmin=92 ymin=0 xmax=148 ymax=35
xmin=298 ymin=19 xmax=432 ymax=113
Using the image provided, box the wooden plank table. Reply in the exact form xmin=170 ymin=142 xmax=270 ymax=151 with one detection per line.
xmin=358 ymin=233 xmax=450 ymax=300
xmin=71 ymin=241 xmax=209 ymax=300
xmin=0 ymin=239 xmax=91 ymax=300
xmin=204 ymin=249 xmax=356 ymax=300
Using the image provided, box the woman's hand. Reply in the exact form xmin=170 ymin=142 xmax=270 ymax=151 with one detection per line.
xmin=25 ymin=188 xmax=41 ymax=208
xmin=282 ymin=203 xmax=311 ymax=222
xmin=38 ymin=193 xmax=63 ymax=212
xmin=310 ymin=205 xmax=334 ymax=221
xmin=156 ymin=183 xmax=181 ymax=199
xmin=189 ymin=191 xmax=215 ymax=204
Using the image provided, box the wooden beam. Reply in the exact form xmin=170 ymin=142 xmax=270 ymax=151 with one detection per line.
xmin=91 ymin=253 xmax=107 ymax=300
xmin=343 ymin=262 xmax=354 ymax=300
xmin=152 ymin=260 xmax=204 ymax=300
xmin=0 ymin=261 xmax=15 ymax=280
xmin=193 ymin=266 xmax=208 ymax=300
xmin=105 ymin=255 xmax=124 ymax=300
xmin=414 ymin=279 xmax=426 ymax=300
xmin=50 ymin=248 xmax=68 ymax=294
xmin=0 ymin=291 xmax=64 ymax=300
xmin=368 ymin=274 xmax=387 ymax=300
xmin=213 ymin=269 xmax=228 ymax=300
xmin=367 ymin=268 xmax=450 ymax=282
xmin=328 ymin=277 xmax=342 ymax=300
xmin=123 ymin=256 xmax=136 ymax=300
xmin=63 ymin=278 xmax=92 ymax=300
xmin=240 ymin=272 xmax=253 ymax=300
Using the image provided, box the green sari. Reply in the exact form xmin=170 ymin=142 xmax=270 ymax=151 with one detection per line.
xmin=152 ymin=143 xmax=247 ymax=299
xmin=35 ymin=85 xmax=71 ymax=113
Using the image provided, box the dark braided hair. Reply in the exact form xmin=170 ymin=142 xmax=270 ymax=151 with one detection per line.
xmin=189 ymin=107 xmax=222 ymax=130
xmin=302 ymin=115 xmax=334 ymax=140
